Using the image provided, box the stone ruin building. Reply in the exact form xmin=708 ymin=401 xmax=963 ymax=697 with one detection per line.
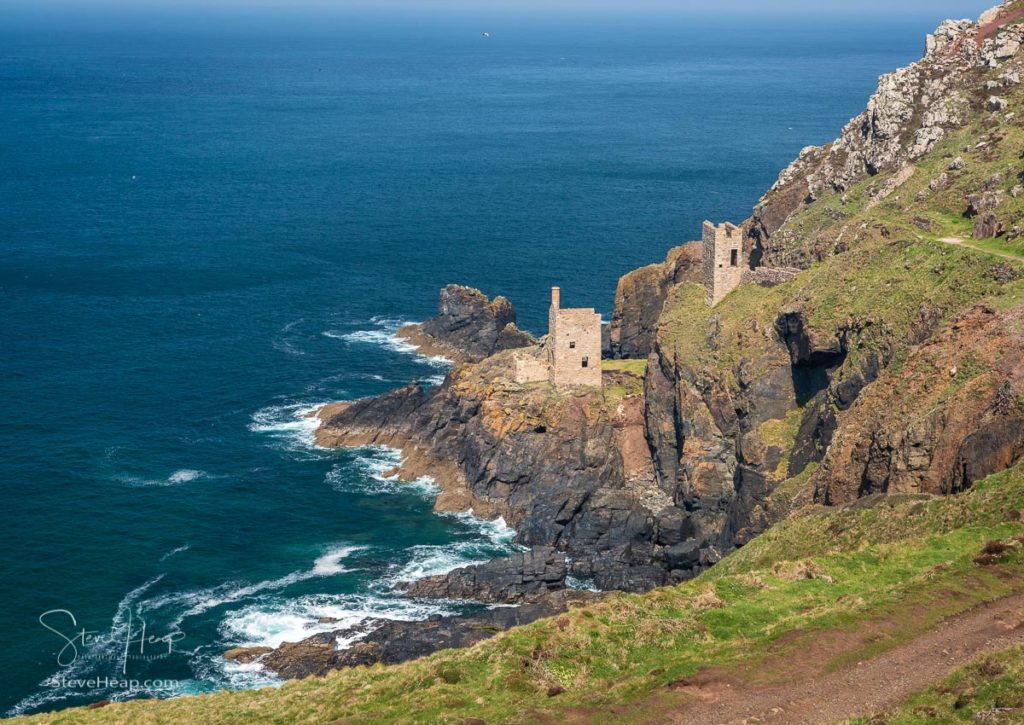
xmin=703 ymin=220 xmax=798 ymax=307
xmin=513 ymin=287 xmax=602 ymax=388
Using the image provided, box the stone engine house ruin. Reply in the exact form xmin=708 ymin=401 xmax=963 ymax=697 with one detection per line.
xmin=513 ymin=287 xmax=602 ymax=388
xmin=702 ymin=220 xmax=744 ymax=307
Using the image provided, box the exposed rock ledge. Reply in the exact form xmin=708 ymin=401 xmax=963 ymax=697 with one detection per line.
xmin=396 ymin=546 xmax=567 ymax=603
xmin=396 ymin=284 xmax=535 ymax=364
xmin=234 ymin=590 xmax=599 ymax=680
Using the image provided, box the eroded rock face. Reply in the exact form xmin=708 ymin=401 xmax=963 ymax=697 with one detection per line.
xmin=399 ymin=284 xmax=535 ymax=363
xmin=608 ymin=243 xmax=703 ymax=359
xmin=642 ymin=314 xmax=806 ymax=559
xmin=397 ymin=547 xmax=567 ymax=603
xmin=813 ymin=304 xmax=1024 ymax=504
xmin=318 ymin=350 xmax=671 ymax=591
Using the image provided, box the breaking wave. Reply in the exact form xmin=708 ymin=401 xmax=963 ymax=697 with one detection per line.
xmin=139 ymin=545 xmax=365 ymax=631
xmin=248 ymin=401 xmax=329 ymax=452
xmin=115 ymin=469 xmax=209 ymax=488
xmin=326 ymin=446 xmax=440 ymax=497
xmin=323 ymin=318 xmax=452 ymax=371
xmin=381 ymin=512 xmax=520 ymax=587
xmin=219 ymin=592 xmax=456 ymax=651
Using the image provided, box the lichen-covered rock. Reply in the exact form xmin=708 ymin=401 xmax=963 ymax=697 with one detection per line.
xmin=751 ymin=10 xmax=1003 ymax=267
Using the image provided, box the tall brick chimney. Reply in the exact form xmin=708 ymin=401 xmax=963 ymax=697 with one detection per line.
xmin=551 ymin=286 xmax=560 ymax=309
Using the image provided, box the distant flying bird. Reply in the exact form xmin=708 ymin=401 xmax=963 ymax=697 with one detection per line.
xmin=482 ymin=32 xmax=490 ymax=38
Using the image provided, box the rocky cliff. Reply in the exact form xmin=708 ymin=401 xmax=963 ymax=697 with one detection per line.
xmin=317 ymin=350 xmax=684 ymax=593
xmin=753 ymin=2 xmax=1024 ymax=267
xmin=607 ymin=242 xmax=702 ymax=359
xmin=300 ymin=0 xmax=1024 ymax=683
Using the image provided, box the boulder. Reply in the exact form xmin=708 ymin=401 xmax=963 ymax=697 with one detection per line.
xmin=398 ymin=547 xmax=567 ymax=603
xmin=987 ymin=95 xmax=1009 ymax=112
xmin=223 ymin=647 xmax=272 ymax=664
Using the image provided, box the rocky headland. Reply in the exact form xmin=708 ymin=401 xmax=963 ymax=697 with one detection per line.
xmin=242 ymin=1 xmax=1024 ymax=685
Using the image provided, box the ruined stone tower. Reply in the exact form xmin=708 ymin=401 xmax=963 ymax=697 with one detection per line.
xmin=512 ymin=287 xmax=602 ymax=388
xmin=702 ymin=220 xmax=744 ymax=307
xmin=548 ymin=287 xmax=602 ymax=387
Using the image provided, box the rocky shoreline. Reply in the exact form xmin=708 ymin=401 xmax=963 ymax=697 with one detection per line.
xmin=232 ymin=2 xmax=1024 ymax=686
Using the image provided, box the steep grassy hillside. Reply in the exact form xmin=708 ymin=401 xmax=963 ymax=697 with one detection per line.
xmin=18 ymin=461 xmax=1024 ymax=724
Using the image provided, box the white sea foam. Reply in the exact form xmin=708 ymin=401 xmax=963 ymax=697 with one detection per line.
xmin=248 ymin=401 xmax=329 ymax=452
xmin=8 ymin=576 xmax=165 ymax=717
xmin=272 ymin=319 xmax=307 ymax=357
xmin=441 ymin=509 xmax=518 ymax=547
xmin=220 ymin=593 xmax=456 ymax=650
xmin=565 ymin=575 xmax=601 ymax=592
xmin=381 ymin=513 xmax=520 ymax=587
xmin=326 ymin=447 xmax=440 ymax=497
xmin=139 ymin=545 xmax=365 ymax=631
xmin=169 ymin=469 xmax=203 ymax=484
xmin=323 ymin=318 xmax=453 ymax=370
xmin=160 ymin=544 xmax=190 ymax=562
xmin=116 ymin=469 xmax=209 ymax=488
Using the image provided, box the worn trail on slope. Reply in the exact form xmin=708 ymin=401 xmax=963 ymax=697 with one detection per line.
xmin=659 ymin=592 xmax=1024 ymax=725
xmin=938 ymin=235 xmax=1023 ymax=261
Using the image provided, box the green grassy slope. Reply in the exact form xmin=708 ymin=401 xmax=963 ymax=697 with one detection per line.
xmin=18 ymin=461 xmax=1024 ymax=724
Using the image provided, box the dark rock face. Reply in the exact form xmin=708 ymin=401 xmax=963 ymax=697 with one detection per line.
xmin=812 ymin=304 xmax=1024 ymax=504
xmin=319 ymin=351 xmax=671 ymax=592
xmin=608 ymin=243 xmax=702 ymax=359
xmin=260 ymin=590 xmax=598 ymax=680
xmin=641 ymin=323 xmax=802 ymax=567
xmin=398 ymin=547 xmax=567 ymax=603
xmin=411 ymin=285 xmax=534 ymax=363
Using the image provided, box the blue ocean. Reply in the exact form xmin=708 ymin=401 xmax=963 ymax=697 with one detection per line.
xmin=0 ymin=4 xmax=975 ymax=715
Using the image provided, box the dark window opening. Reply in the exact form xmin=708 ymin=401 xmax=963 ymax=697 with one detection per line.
xmin=581 ymin=357 xmax=589 ymax=368
xmin=730 ymin=249 xmax=739 ymax=267
xmin=569 ymin=341 xmax=576 ymax=349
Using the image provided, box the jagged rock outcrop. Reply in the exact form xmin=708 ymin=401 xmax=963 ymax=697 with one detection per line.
xmin=608 ymin=243 xmax=702 ymax=358
xmin=317 ymin=350 xmax=674 ymax=591
xmin=397 ymin=547 xmax=567 ymax=603
xmin=752 ymin=5 xmax=1024 ymax=267
xmin=813 ymin=303 xmax=1024 ymax=504
xmin=398 ymin=284 xmax=534 ymax=363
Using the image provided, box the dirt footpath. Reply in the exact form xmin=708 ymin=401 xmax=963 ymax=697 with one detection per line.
xmin=660 ymin=593 xmax=1024 ymax=724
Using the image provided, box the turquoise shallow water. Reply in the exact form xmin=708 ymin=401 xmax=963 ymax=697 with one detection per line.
xmin=0 ymin=6 xmax=954 ymax=714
